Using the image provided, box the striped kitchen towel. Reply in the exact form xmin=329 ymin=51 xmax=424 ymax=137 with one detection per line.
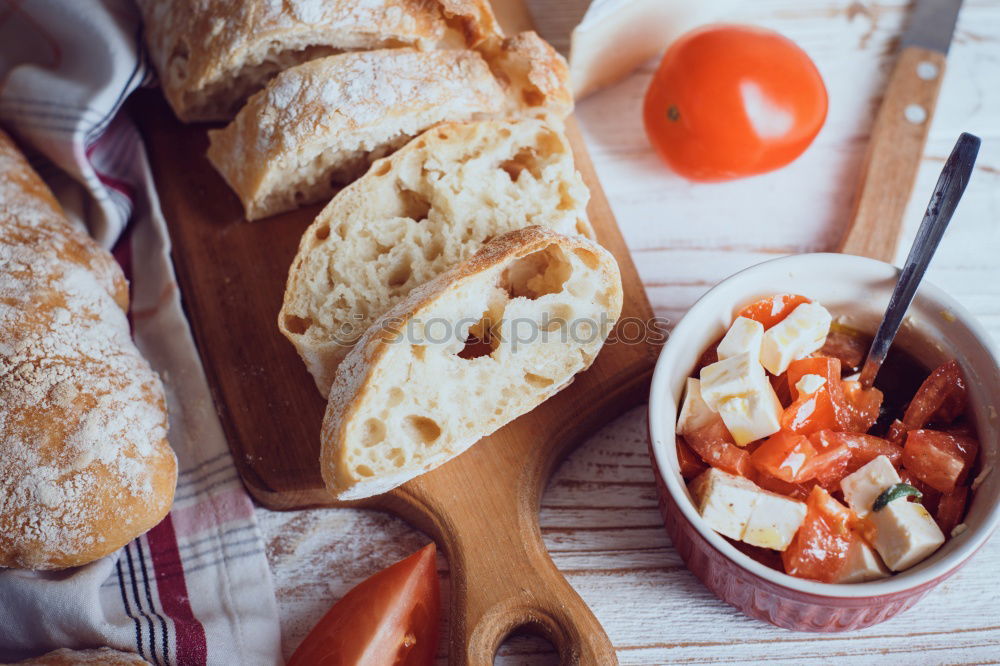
xmin=0 ymin=1 xmax=282 ymax=664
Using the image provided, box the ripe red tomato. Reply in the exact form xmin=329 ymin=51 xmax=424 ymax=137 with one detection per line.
xmin=288 ymin=543 xmax=440 ymax=666
xmin=643 ymin=25 xmax=828 ymax=181
xmin=684 ymin=417 xmax=751 ymax=477
xmin=782 ymin=487 xmax=857 ymax=583
xmin=737 ymin=294 xmax=811 ymax=330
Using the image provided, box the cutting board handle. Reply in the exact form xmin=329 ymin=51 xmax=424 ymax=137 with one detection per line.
xmin=392 ymin=451 xmax=620 ymax=666
xmin=838 ymin=46 xmax=947 ymax=262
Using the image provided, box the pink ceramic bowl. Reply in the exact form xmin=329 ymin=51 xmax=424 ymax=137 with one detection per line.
xmin=647 ymin=253 xmax=1000 ymax=631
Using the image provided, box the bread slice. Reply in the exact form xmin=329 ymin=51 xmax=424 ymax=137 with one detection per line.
xmin=321 ymin=227 xmax=622 ymax=500
xmin=137 ymin=0 xmax=500 ymax=122
xmin=206 ymin=32 xmax=572 ymax=220
xmin=279 ymin=117 xmax=593 ymax=396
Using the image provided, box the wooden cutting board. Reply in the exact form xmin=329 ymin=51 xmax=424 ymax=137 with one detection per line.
xmin=132 ymin=18 xmax=657 ymax=665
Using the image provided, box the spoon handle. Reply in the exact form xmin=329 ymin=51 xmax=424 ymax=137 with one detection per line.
xmin=858 ymin=132 xmax=981 ymax=389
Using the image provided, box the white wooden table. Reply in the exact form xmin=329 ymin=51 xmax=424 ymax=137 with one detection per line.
xmin=256 ymin=0 xmax=1000 ymax=662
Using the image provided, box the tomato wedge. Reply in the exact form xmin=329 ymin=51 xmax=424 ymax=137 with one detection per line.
xmin=801 ymin=431 xmax=853 ymax=489
xmin=736 ymin=294 xmax=811 ymax=330
xmin=782 ymin=487 xmax=858 ymax=583
xmin=288 ymin=543 xmax=440 ymax=666
xmin=684 ymin=417 xmax=751 ymax=477
xmin=901 ymin=429 xmax=979 ymax=493
xmin=838 ymin=381 xmax=883 ymax=433
xmin=903 ymin=360 xmax=967 ymax=429
xmin=750 ymin=430 xmax=817 ymax=483
xmin=677 ymin=435 xmax=708 ymax=479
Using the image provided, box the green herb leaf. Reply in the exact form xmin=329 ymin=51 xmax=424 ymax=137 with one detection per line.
xmin=872 ymin=483 xmax=923 ymax=512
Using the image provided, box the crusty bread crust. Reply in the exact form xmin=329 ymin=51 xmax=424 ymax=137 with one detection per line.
xmin=321 ymin=227 xmax=623 ymax=500
xmin=137 ymin=0 xmax=501 ymax=122
xmin=8 ymin=647 xmax=152 ymax=665
xmin=0 ymin=130 xmax=177 ymax=570
xmin=278 ymin=117 xmax=593 ymax=396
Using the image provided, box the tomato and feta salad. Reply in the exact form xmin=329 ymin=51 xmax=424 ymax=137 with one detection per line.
xmin=675 ymin=294 xmax=980 ymax=583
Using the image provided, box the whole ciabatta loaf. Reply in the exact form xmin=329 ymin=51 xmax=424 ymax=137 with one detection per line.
xmin=207 ymin=31 xmax=572 ymax=220
xmin=322 ymin=227 xmax=622 ymax=500
xmin=0 ymin=130 xmax=177 ymax=570
xmin=279 ymin=118 xmax=593 ymax=395
xmin=137 ymin=0 xmax=500 ymax=122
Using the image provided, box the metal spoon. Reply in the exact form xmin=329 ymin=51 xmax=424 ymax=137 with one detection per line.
xmin=858 ymin=132 xmax=981 ymax=389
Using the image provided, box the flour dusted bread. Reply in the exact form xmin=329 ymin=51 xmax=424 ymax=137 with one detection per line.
xmin=207 ymin=31 xmax=572 ymax=220
xmin=7 ymin=648 xmax=152 ymax=665
xmin=279 ymin=118 xmax=592 ymax=395
xmin=0 ymin=130 xmax=177 ymax=570
xmin=322 ymin=227 xmax=622 ymax=500
xmin=137 ymin=0 xmax=500 ymax=122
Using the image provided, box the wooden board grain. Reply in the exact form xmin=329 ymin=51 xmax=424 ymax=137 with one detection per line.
xmin=133 ymin=78 xmax=657 ymax=662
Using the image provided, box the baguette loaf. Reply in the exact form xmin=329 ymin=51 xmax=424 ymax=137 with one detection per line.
xmin=279 ymin=118 xmax=593 ymax=396
xmin=137 ymin=0 xmax=500 ymax=122
xmin=207 ymin=31 xmax=572 ymax=220
xmin=322 ymin=227 xmax=622 ymax=500
xmin=0 ymin=130 xmax=177 ymax=570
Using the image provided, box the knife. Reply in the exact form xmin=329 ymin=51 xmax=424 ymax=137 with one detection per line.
xmin=837 ymin=0 xmax=964 ymax=263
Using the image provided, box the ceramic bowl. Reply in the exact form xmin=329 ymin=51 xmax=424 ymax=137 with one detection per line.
xmin=647 ymin=253 xmax=1000 ymax=631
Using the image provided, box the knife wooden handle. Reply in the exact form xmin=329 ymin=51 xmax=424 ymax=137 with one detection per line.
xmin=838 ymin=46 xmax=948 ymax=263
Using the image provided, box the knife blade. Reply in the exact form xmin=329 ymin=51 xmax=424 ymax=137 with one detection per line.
xmin=901 ymin=0 xmax=963 ymax=54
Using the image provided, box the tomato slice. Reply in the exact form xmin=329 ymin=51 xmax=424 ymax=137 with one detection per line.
xmin=886 ymin=419 xmax=907 ymax=447
xmin=736 ymin=294 xmax=811 ymax=330
xmin=782 ymin=487 xmax=858 ymax=583
xmin=812 ymin=430 xmax=903 ymax=474
xmin=901 ymin=429 xmax=979 ymax=493
xmin=801 ymin=431 xmax=853 ymax=489
xmin=749 ymin=467 xmax=815 ymax=501
xmin=934 ymin=486 xmax=970 ymax=536
xmin=903 ymin=360 xmax=968 ymax=430
xmin=676 ymin=435 xmax=708 ymax=479
xmin=288 ymin=543 xmax=440 ymax=666
xmin=898 ymin=468 xmax=942 ymax=516
xmin=684 ymin=417 xmax=751 ymax=477
xmin=837 ymin=381 xmax=883 ymax=433
xmin=787 ymin=356 xmax=841 ymax=396
xmin=749 ymin=430 xmax=817 ymax=483
xmin=818 ymin=326 xmax=869 ymax=374
xmin=782 ymin=388 xmax=838 ymax=435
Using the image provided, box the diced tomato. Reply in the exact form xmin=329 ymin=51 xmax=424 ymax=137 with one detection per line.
xmin=802 ymin=431 xmax=853 ymax=489
xmin=729 ymin=537 xmax=784 ymax=570
xmin=782 ymin=388 xmax=839 ymax=435
xmin=684 ymin=417 xmax=751 ymax=477
xmin=934 ymin=486 xmax=970 ymax=536
xmin=736 ymin=293 xmax=811 ymax=330
xmin=676 ymin=435 xmax=708 ymax=479
xmin=838 ymin=381 xmax=883 ymax=433
xmin=782 ymin=487 xmax=858 ymax=583
xmin=787 ymin=356 xmax=841 ymax=395
xmin=819 ymin=326 xmax=868 ymax=374
xmin=830 ymin=431 xmax=903 ymax=473
xmin=902 ymin=429 xmax=979 ymax=493
xmin=886 ymin=419 xmax=907 ymax=447
xmin=693 ymin=342 xmax=719 ymax=376
xmin=903 ymin=360 xmax=968 ymax=429
xmin=750 ymin=430 xmax=817 ymax=483
xmin=749 ymin=467 xmax=815 ymax=500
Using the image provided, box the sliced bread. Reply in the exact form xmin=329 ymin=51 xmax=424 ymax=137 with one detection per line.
xmin=137 ymin=0 xmax=500 ymax=122
xmin=206 ymin=32 xmax=572 ymax=220
xmin=321 ymin=226 xmax=623 ymax=500
xmin=279 ymin=117 xmax=593 ymax=396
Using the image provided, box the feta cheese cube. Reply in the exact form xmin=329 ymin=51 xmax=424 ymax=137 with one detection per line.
xmin=688 ymin=468 xmax=760 ymax=540
xmin=795 ymin=373 xmax=826 ymax=396
xmin=840 ymin=455 xmax=901 ymax=516
xmin=870 ymin=500 xmax=945 ymax=571
xmin=835 ymin=540 xmax=890 ymax=583
xmin=760 ymin=302 xmax=833 ymax=375
xmin=677 ymin=378 xmax=716 ymax=434
xmin=743 ymin=491 xmax=807 ymax=551
xmin=699 ymin=352 xmax=766 ymax=410
xmin=717 ymin=317 xmax=765 ymax=364
xmin=716 ymin=381 xmax=783 ymax=446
